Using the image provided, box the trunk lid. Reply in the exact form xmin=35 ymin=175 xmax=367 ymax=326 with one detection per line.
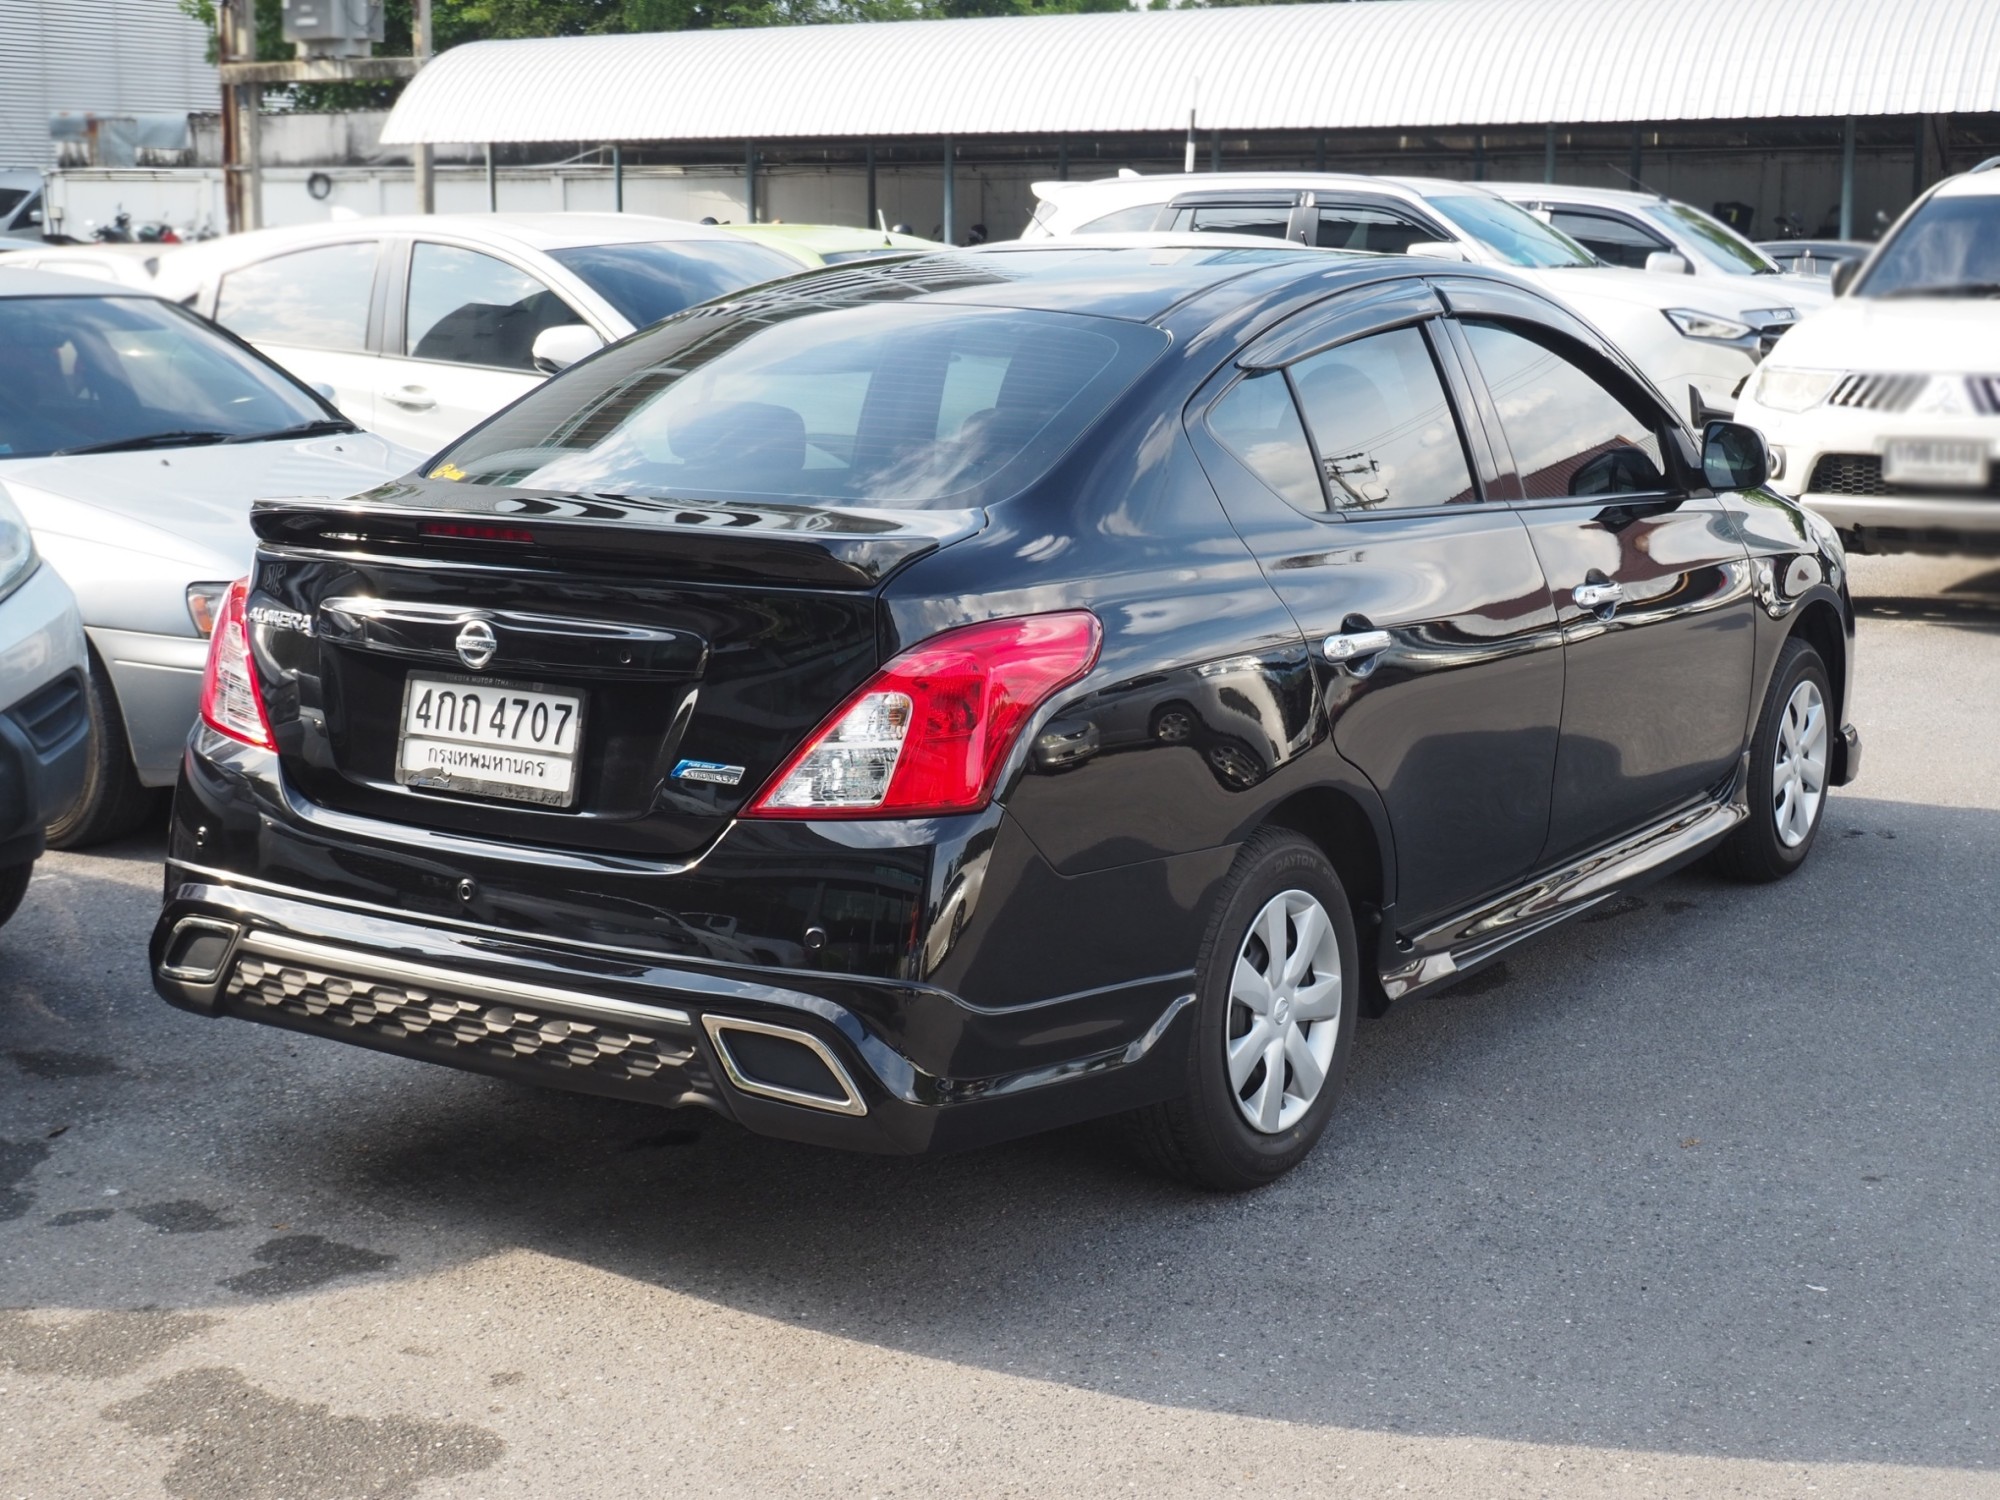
xmin=247 ymin=482 xmax=980 ymax=859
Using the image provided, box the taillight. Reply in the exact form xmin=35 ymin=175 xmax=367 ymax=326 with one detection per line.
xmin=745 ymin=611 xmax=1101 ymax=819
xmin=197 ymin=577 xmax=275 ymax=750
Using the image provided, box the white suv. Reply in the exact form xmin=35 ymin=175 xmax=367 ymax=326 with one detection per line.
xmin=1028 ymin=173 xmax=1804 ymax=426
xmin=1734 ymin=161 xmax=2000 ymax=556
xmin=1483 ymin=182 xmax=1832 ymax=310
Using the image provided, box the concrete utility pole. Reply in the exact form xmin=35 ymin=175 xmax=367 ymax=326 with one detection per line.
xmin=412 ymin=0 xmax=435 ymax=212
xmin=218 ymin=0 xmax=261 ymax=233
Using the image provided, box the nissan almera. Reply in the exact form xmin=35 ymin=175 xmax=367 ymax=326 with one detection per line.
xmin=151 ymin=244 xmax=1859 ymax=1189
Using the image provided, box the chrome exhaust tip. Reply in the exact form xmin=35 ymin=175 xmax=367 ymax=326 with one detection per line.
xmin=159 ymin=916 xmax=243 ymax=985
xmin=701 ymin=1015 xmax=867 ymax=1117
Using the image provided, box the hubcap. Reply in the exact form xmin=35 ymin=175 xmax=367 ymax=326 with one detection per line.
xmin=1773 ymin=678 xmax=1828 ymax=849
xmin=1226 ymin=889 xmax=1342 ymax=1135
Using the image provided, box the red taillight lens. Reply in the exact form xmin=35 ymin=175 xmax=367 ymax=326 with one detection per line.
xmin=745 ymin=611 xmax=1102 ymax=819
xmin=197 ymin=577 xmax=276 ymax=750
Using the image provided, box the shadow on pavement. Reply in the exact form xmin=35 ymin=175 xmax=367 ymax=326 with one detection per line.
xmin=2 ymin=797 xmax=1996 ymax=1471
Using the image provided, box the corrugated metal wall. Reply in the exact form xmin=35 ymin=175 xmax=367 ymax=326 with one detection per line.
xmin=0 ymin=0 xmax=217 ymax=167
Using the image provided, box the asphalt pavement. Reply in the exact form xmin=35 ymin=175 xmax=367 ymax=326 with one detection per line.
xmin=2 ymin=553 xmax=1997 ymax=1499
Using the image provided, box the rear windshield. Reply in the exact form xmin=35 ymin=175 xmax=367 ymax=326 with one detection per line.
xmin=430 ymin=301 xmax=1167 ymax=509
xmin=547 ymin=239 xmax=802 ymax=328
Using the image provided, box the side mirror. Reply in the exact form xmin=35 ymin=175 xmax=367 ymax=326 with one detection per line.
xmin=1829 ymin=258 xmax=1859 ymax=296
xmin=1404 ymin=240 xmax=1469 ymax=262
xmin=1645 ymin=251 xmax=1693 ymax=276
xmin=1702 ymin=420 xmax=1771 ymax=491
xmin=531 ymin=323 xmax=604 ymax=376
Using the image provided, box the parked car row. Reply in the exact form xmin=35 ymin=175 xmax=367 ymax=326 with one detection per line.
xmin=1025 ymin=172 xmax=1823 ymax=428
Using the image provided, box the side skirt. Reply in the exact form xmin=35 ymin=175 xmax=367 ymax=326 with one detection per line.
xmin=1379 ymin=757 xmax=1750 ymax=1002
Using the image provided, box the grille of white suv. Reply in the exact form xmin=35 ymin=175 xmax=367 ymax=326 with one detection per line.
xmin=1825 ymin=373 xmax=1928 ymax=413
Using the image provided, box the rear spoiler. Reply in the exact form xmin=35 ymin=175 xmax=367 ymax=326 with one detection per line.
xmin=251 ymin=485 xmax=983 ymax=590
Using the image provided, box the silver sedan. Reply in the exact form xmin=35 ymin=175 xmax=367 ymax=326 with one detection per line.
xmin=0 ymin=269 xmax=415 ymax=845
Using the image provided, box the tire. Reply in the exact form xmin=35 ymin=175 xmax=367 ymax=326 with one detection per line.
xmin=1128 ymin=828 xmax=1360 ymax=1191
xmin=0 ymin=861 xmax=31 ymax=931
xmin=44 ymin=651 xmax=160 ymax=851
xmin=1712 ymin=638 xmax=1832 ymax=883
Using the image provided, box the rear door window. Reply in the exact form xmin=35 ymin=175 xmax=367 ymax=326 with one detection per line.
xmin=215 ymin=241 xmax=379 ymax=351
xmin=1205 ymin=370 xmax=1324 ymax=513
xmin=1290 ymin=326 xmax=1476 ymax=510
xmin=1168 ymin=202 xmax=1293 ymax=239
xmin=405 ymin=243 xmax=587 ymax=371
xmin=1458 ymin=319 xmax=1671 ymax=498
xmin=1547 ymin=208 xmax=1671 ymax=270
xmin=1314 ymin=206 xmax=1440 ymax=254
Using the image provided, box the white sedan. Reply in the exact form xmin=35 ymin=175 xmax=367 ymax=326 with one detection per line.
xmin=154 ymin=214 xmax=804 ymax=453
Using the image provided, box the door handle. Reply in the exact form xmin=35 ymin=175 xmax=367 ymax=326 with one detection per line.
xmin=1572 ymin=581 xmax=1627 ymax=613
xmin=384 ymin=385 xmax=436 ymax=411
xmin=1322 ymin=628 xmax=1393 ymax=666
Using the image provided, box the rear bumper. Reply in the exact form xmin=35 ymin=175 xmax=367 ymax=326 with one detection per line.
xmin=151 ymin=875 xmax=1195 ymax=1155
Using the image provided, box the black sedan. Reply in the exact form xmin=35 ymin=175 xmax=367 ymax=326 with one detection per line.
xmin=151 ymin=244 xmax=1859 ymax=1189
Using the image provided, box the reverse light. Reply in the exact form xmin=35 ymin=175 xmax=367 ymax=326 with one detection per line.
xmin=1751 ymin=366 xmax=1840 ymax=413
xmin=746 ymin=611 xmax=1102 ymax=819
xmin=1665 ymin=308 xmax=1755 ymax=344
xmin=197 ymin=577 xmax=276 ymax=750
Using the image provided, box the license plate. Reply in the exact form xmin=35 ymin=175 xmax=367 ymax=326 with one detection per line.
xmin=397 ymin=672 xmax=584 ymax=808
xmin=1882 ymin=439 xmax=1988 ymax=489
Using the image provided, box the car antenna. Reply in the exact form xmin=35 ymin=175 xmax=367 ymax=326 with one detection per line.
xmin=1606 ymin=163 xmax=1668 ymax=202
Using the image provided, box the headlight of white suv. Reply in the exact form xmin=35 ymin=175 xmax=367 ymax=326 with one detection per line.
xmin=1750 ymin=366 xmax=1841 ymax=413
xmin=0 ymin=493 xmax=39 ymax=606
xmin=1664 ymin=308 xmax=1756 ymax=343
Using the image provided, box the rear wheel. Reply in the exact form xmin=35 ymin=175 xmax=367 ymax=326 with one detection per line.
xmin=1712 ymin=638 xmax=1831 ymax=883
xmin=1129 ymin=828 xmax=1359 ymax=1191
xmin=44 ymin=652 xmax=158 ymax=851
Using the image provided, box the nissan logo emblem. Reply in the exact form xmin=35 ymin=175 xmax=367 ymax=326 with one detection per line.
xmin=455 ymin=618 xmax=498 ymax=671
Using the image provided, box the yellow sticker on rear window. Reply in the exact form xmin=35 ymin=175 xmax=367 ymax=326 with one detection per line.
xmin=430 ymin=461 xmax=466 ymax=481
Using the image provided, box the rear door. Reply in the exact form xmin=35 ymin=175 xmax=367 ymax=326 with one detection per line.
xmin=375 ymin=240 xmax=596 ymax=452
xmin=1438 ymin=278 xmax=1756 ymax=864
xmin=209 ymin=238 xmax=388 ymax=430
xmin=1189 ymin=278 xmax=1565 ymax=930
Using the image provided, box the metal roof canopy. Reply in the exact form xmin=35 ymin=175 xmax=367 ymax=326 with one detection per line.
xmin=381 ymin=0 xmax=2000 ymax=147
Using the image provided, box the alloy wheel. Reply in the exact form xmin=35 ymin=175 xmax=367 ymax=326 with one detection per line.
xmin=1226 ymin=889 xmax=1343 ymax=1134
xmin=1773 ymin=678 xmax=1827 ymax=848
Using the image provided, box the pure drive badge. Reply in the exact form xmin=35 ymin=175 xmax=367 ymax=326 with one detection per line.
xmin=672 ymin=759 xmax=745 ymax=787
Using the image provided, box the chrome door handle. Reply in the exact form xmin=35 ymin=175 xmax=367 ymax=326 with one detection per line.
xmin=1572 ymin=581 xmax=1627 ymax=612
xmin=1322 ymin=629 xmax=1393 ymax=665
xmin=384 ymin=386 xmax=436 ymax=411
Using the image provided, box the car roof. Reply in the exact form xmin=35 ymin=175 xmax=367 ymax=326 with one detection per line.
xmin=1932 ymin=167 xmax=2000 ymax=200
xmin=0 ymin=266 xmax=166 ymax=299
xmin=1034 ymin=171 xmax=1495 ymax=203
xmin=1482 ymin=182 xmax=1672 ymax=209
xmin=732 ymin=223 xmax=943 ymax=251
xmin=762 ymin=242 xmax=1510 ymax=325
xmin=165 ymin=212 xmax=748 ymax=267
